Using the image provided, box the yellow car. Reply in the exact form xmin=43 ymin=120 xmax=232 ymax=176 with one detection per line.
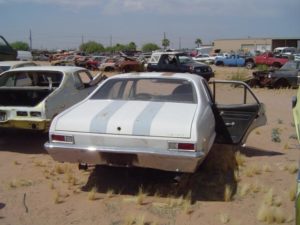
xmin=292 ymin=84 xmax=300 ymax=225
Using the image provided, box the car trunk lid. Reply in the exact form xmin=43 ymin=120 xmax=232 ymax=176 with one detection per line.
xmin=55 ymin=100 xmax=197 ymax=138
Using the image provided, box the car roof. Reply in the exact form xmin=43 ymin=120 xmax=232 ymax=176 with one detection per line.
xmin=6 ymin=66 xmax=88 ymax=73
xmin=152 ymin=51 xmax=185 ymax=55
xmin=108 ymin=72 xmax=205 ymax=82
xmin=0 ymin=61 xmax=36 ymax=66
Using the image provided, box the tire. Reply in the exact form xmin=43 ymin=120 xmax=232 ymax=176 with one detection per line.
xmin=273 ymin=79 xmax=290 ymax=89
xmin=245 ymin=61 xmax=255 ymax=69
xmin=215 ymin=61 xmax=224 ymax=66
xmin=104 ymin=67 xmax=114 ymax=72
xmin=272 ymin=62 xmax=281 ymax=69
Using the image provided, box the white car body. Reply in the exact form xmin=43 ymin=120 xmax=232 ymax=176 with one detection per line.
xmin=17 ymin=50 xmax=33 ymax=61
xmin=0 ymin=66 xmax=104 ymax=131
xmin=192 ymin=54 xmax=216 ymax=64
xmin=45 ymin=72 xmax=266 ymax=173
xmin=0 ymin=61 xmax=38 ymax=73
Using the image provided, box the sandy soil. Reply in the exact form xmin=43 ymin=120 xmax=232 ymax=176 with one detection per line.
xmin=0 ymin=65 xmax=298 ymax=225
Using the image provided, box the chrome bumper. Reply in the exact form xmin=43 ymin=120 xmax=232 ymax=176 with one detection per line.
xmin=45 ymin=142 xmax=205 ymax=173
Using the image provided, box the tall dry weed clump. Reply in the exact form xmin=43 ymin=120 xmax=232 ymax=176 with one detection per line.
xmin=256 ymin=189 xmax=287 ymax=224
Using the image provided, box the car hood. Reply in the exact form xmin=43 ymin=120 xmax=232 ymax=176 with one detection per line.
xmin=183 ymin=62 xmax=208 ymax=67
xmin=55 ymin=100 xmax=197 ymax=138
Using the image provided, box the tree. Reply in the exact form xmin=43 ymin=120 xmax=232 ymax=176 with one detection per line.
xmin=10 ymin=41 xmax=29 ymax=51
xmin=195 ymin=38 xmax=202 ymax=48
xmin=126 ymin=42 xmax=137 ymax=51
xmin=162 ymin=38 xmax=170 ymax=49
xmin=142 ymin=43 xmax=160 ymax=52
xmin=79 ymin=41 xmax=104 ymax=54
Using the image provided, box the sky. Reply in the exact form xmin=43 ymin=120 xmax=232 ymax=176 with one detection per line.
xmin=0 ymin=0 xmax=300 ymax=50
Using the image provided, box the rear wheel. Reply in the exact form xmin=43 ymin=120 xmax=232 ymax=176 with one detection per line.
xmin=272 ymin=62 xmax=281 ymax=69
xmin=273 ymin=79 xmax=290 ymax=89
xmin=245 ymin=61 xmax=255 ymax=69
xmin=105 ymin=67 xmax=114 ymax=72
xmin=215 ymin=61 xmax=224 ymax=66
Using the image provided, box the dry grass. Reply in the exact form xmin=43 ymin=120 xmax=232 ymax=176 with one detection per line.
xmin=264 ymin=189 xmax=274 ymax=206
xmin=9 ymin=179 xmax=32 ymax=188
xmin=224 ymin=184 xmax=233 ymax=202
xmin=234 ymin=169 xmax=241 ymax=182
xmin=238 ymin=183 xmax=250 ymax=197
xmin=235 ymin=152 xmax=246 ymax=167
xmin=220 ymin=213 xmax=230 ymax=224
xmin=34 ymin=160 xmax=47 ymax=167
xmin=9 ymin=179 xmax=18 ymax=188
xmin=287 ymin=163 xmax=298 ymax=174
xmin=124 ymin=215 xmax=146 ymax=225
xmin=183 ymin=191 xmax=193 ymax=215
xmin=53 ymin=190 xmax=63 ymax=204
xmin=289 ymin=185 xmax=296 ymax=201
xmin=250 ymin=180 xmax=262 ymax=193
xmin=244 ymin=164 xmax=262 ymax=177
xmin=136 ymin=186 xmax=147 ymax=205
xmin=262 ymin=164 xmax=272 ymax=173
xmin=55 ymin=164 xmax=67 ymax=174
xmin=106 ymin=189 xmax=115 ymax=198
xmin=65 ymin=171 xmax=78 ymax=186
xmin=257 ymin=204 xmax=286 ymax=224
xmin=257 ymin=189 xmax=286 ymax=223
xmin=88 ymin=187 xmax=97 ymax=201
xmin=13 ymin=160 xmax=21 ymax=165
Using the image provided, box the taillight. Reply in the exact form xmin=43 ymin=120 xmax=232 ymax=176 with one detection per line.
xmin=168 ymin=142 xmax=196 ymax=151
xmin=30 ymin=111 xmax=42 ymax=117
xmin=17 ymin=111 xmax=28 ymax=116
xmin=51 ymin=134 xmax=74 ymax=144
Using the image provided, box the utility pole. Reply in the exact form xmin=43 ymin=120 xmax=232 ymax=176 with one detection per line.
xmin=110 ymin=35 xmax=112 ymax=48
xmin=29 ymin=29 xmax=32 ymax=50
xmin=81 ymin=35 xmax=84 ymax=45
xmin=179 ymin=37 xmax=181 ymax=50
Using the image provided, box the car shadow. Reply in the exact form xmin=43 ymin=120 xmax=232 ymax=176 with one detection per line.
xmin=240 ymin=146 xmax=284 ymax=157
xmin=82 ymin=145 xmax=238 ymax=203
xmin=0 ymin=130 xmax=48 ymax=154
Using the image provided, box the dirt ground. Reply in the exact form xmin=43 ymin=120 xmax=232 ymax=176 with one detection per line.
xmin=0 ymin=65 xmax=298 ymax=225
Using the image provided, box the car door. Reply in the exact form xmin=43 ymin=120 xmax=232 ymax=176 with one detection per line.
xmin=209 ymin=80 xmax=266 ymax=145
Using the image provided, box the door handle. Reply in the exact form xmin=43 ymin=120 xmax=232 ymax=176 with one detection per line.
xmin=225 ymin=122 xmax=235 ymax=127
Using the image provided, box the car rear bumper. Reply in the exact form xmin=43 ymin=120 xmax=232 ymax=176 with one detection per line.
xmin=45 ymin=142 xmax=206 ymax=173
xmin=0 ymin=120 xmax=49 ymax=131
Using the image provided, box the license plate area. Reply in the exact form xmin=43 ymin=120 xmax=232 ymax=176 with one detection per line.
xmin=0 ymin=111 xmax=6 ymax=121
xmin=101 ymin=153 xmax=138 ymax=167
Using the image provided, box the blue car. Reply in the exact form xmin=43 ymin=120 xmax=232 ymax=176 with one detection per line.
xmin=215 ymin=54 xmax=245 ymax=67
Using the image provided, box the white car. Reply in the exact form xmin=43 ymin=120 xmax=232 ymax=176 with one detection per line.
xmin=0 ymin=61 xmax=38 ymax=73
xmin=45 ymin=72 xmax=266 ymax=173
xmin=0 ymin=66 xmax=105 ymax=131
xmin=192 ymin=54 xmax=216 ymax=64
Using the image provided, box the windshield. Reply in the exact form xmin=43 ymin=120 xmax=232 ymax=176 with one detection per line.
xmin=0 ymin=66 xmax=11 ymax=72
xmin=91 ymin=78 xmax=197 ymax=103
xmin=179 ymin=56 xmax=194 ymax=64
xmin=280 ymin=61 xmax=299 ymax=70
xmin=0 ymin=71 xmax=63 ymax=87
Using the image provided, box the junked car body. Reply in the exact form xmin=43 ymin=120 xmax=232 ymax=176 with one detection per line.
xmin=45 ymin=72 xmax=266 ymax=173
xmin=250 ymin=60 xmax=300 ymax=88
xmin=0 ymin=66 xmax=105 ymax=131
xmin=147 ymin=52 xmax=214 ymax=81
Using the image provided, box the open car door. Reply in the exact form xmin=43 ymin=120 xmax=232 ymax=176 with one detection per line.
xmin=209 ymin=80 xmax=266 ymax=145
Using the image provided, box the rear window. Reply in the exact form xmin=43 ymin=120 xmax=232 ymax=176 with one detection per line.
xmin=91 ymin=78 xmax=197 ymax=103
xmin=0 ymin=71 xmax=63 ymax=88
